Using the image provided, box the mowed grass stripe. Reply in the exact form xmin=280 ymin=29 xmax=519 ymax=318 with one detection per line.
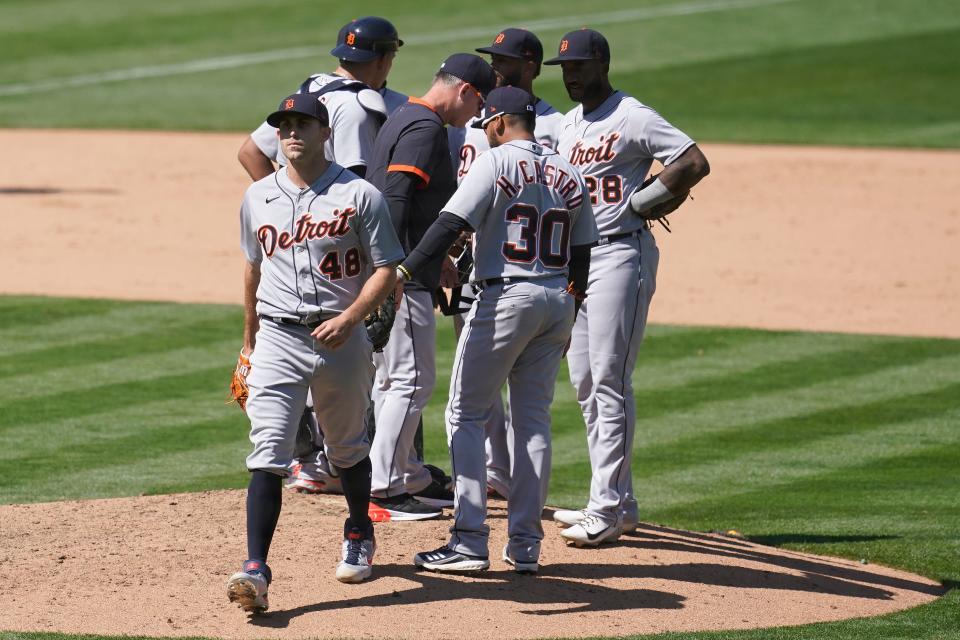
xmin=0 ymin=365 xmax=232 ymax=429
xmin=652 ymin=444 xmax=960 ymax=583
xmin=0 ymin=415 xmax=242 ymax=489
xmin=0 ymin=299 xmax=240 ymax=357
xmin=637 ymin=407 xmax=960 ymax=512
xmin=549 ymin=340 xmax=960 ymax=461
xmin=0 ymin=395 xmax=245 ymax=460
xmin=5 ymin=439 xmax=250 ymax=504
xmin=597 ymin=26 xmax=960 ymax=147
xmin=633 ymin=382 xmax=960 ymax=478
xmin=2 ymin=337 xmax=237 ymax=401
xmin=0 ymin=296 xmax=130 ymax=334
xmin=0 ymin=317 xmax=243 ymax=378
xmin=626 ymin=350 xmax=960 ymax=452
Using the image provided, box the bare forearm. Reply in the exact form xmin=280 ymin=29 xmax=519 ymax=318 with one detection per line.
xmin=242 ymin=261 xmax=261 ymax=353
xmin=659 ymin=144 xmax=710 ymax=193
xmin=341 ymin=265 xmax=397 ymax=325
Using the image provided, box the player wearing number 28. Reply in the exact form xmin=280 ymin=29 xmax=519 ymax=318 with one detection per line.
xmin=547 ymin=29 xmax=710 ymax=546
xmin=398 ymin=87 xmax=599 ymax=573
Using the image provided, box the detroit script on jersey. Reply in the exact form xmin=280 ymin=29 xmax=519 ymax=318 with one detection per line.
xmin=556 ymin=91 xmax=694 ymax=236
xmin=240 ymin=165 xmax=404 ymax=317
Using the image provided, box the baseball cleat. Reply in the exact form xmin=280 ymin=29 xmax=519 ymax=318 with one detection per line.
xmin=502 ymin=544 xmax=538 ymax=574
xmin=560 ymin=514 xmax=621 ymax=547
xmin=336 ymin=519 xmax=376 ymax=583
xmin=621 ymin=499 xmax=640 ymax=533
xmin=227 ymin=560 xmax=271 ymax=613
xmin=369 ymin=493 xmax=442 ymax=521
xmin=553 ymin=508 xmax=588 ymax=527
xmin=411 ymin=477 xmax=455 ymax=507
xmin=414 ymin=545 xmax=490 ymax=572
xmin=424 ymin=463 xmax=453 ymax=491
xmin=285 ymin=464 xmax=343 ymax=494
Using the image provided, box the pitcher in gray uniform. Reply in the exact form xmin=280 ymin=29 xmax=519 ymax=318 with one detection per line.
xmin=237 ymin=17 xmax=407 ymax=496
xmin=545 ymin=29 xmax=710 ymax=546
xmin=226 ymin=93 xmax=404 ymax=614
xmin=397 ymin=87 xmax=598 ymax=573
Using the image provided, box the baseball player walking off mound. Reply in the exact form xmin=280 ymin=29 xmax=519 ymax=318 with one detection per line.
xmin=545 ymin=29 xmax=710 ymax=546
xmin=226 ymin=93 xmax=404 ymax=614
xmin=398 ymin=87 xmax=598 ymax=573
xmin=237 ymin=17 xmax=406 ymax=496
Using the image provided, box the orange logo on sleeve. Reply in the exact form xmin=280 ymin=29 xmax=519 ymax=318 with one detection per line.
xmin=346 ymin=33 xmax=356 ymax=45
xmin=560 ymin=39 xmax=569 ymax=53
xmin=495 ymin=33 xmax=505 ymax=44
xmin=284 ymin=99 xmax=295 ymax=110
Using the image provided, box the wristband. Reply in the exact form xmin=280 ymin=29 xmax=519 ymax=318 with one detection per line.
xmin=629 ymin=177 xmax=673 ymax=214
xmin=396 ymin=264 xmax=412 ymax=282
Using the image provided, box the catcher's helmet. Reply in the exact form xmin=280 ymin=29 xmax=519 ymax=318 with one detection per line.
xmin=331 ymin=16 xmax=403 ymax=62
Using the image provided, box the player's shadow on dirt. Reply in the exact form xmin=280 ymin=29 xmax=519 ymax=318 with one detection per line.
xmin=248 ymin=565 xmax=685 ymax=628
xmin=0 ymin=186 xmax=119 ymax=195
xmin=619 ymin=524 xmax=943 ymax=597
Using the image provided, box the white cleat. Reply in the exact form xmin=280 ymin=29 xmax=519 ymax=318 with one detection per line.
xmin=414 ymin=545 xmax=490 ymax=572
xmin=227 ymin=569 xmax=269 ymax=613
xmin=502 ymin=544 xmax=539 ymax=574
xmin=553 ymin=508 xmax=588 ymax=527
xmin=622 ymin=497 xmax=640 ymax=533
xmin=560 ymin=514 xmax=622 ymax=547
xmin=336 ymin=520 xmax=376 ymax=583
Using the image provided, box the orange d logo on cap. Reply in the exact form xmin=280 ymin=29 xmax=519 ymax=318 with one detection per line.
xmin=347 ymin=32 xmax=356 ymax=45
xmin=560 ymin=39 xmax=569 ymax=53
xmin=495 ymin=33 xmax=505 ymax=44
xmin=284 ymin=99 xmax=295 ymax=110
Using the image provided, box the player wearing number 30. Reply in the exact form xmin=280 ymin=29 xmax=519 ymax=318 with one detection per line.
xmin=398 ymin=87 xmax=599 ymax=573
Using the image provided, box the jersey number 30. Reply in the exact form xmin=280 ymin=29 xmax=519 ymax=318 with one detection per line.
xmin=502 ymin=203 xmax=571 ymax=268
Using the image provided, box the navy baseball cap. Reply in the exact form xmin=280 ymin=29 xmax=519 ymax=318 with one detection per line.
xmin=330 ymin=16 xmax=403 ymax=62
xmin=438 ymin=53 xmax=497 ymax=97
xmin=543 ymin=28 xmax=611 ymax=65
xmin=266 ymin=93 xmax=329 ymax=127
xmin=476 ymin=28 xmax=543 ymax=63
xmin=471 ymin=86 xmax=536 ymax=128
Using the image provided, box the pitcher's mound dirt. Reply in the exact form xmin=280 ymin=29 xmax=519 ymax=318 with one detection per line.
xmin=0 ymin=491 xmax=943 ymax=639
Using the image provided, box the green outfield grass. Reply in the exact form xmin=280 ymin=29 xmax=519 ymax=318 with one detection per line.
xmin=0 ymin=0 xmax=959 ymax=147
xmin=0 ymin=295 xmax=957 ymax=639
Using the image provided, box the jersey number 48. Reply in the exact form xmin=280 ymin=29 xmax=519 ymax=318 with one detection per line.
xmin=318 ymin=247 xmax=362 ymax=280
xmin=502 ymin=203 xmax=571 ymax=268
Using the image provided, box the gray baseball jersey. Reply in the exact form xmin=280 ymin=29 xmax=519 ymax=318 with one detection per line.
xmin=443 ymin=139 xmax=597 ymax=281
xmin=441 ymin=137 xmax=597 ymax=564
xmin=449 ymin=98 xmax=564 ymax=183
xmin=556 ymin=91 xmax=693 ymax=236
xmin=560 ymin=90 xmax=694 ymax=535
xmin=240 ymin=163 xmax=405 ymax=318
xmin=250 ymin=74 xmax=406 ymax=170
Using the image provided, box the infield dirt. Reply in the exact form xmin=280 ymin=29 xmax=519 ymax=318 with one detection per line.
xmin=0 ymin=129 xmax=958 ymax=338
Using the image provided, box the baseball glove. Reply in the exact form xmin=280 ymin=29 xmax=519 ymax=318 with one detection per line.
xmin=228 ymin=350 xmax=251 ymax=412
xmin=633 ymin=173 xmax=690 ymax=231
xmin=365 ymin=291 xmax=396 ymax=352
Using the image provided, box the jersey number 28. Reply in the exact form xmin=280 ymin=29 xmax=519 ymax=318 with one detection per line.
xmin=502 ymin=203 xmax=571 ymax=268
